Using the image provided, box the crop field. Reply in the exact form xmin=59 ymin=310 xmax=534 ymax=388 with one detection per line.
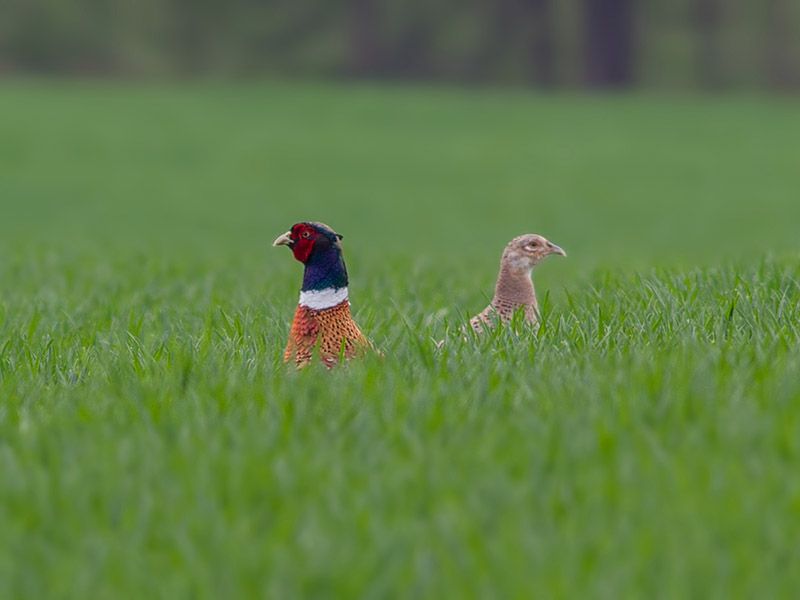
xmin=1 ymin=82 xmax=799 ymax=598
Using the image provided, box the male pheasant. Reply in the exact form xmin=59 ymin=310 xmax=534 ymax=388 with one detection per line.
xmin=273 ymin=222 xmax=371 ymax=368
xmin=470 ymin=234 xmax=566 ymax=333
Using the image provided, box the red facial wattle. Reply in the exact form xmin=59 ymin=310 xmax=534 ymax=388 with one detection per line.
xmin=290 ymin=224 xmax=316 ymax=263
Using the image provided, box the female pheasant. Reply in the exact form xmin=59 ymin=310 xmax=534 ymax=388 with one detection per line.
xmin=470 ymin=234 xmax=566 ymax=333
xmin=273 ymin=222 xmax=371 ymax=368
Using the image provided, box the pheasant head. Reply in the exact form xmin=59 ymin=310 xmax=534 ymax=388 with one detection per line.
xmin=501 ymin=234 xmax=566 ymax=271
xmin=273 ymin=222 xmax=370 ymax=368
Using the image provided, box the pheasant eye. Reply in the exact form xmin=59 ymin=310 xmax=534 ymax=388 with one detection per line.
xmin=302 ymin=231 xmax=311 ymax=239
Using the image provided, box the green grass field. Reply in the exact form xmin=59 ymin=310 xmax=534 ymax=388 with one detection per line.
xmin=1 ymin=82 xmax=799 ymax=598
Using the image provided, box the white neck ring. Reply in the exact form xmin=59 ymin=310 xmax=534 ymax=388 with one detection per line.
xmin=298 ymin=287 xmax=349 ymax=310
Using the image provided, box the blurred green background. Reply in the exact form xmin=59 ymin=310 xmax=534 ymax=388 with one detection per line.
xmin=2 ymin=82 xmax=799 ymax=275
xmin=3 ymin=0 xmax=798 ymax=270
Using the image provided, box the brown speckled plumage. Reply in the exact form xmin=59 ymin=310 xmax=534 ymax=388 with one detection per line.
xmin=470 ymin=233 xmax=566 ymax=333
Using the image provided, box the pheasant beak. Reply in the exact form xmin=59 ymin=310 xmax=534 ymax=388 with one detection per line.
xmin=272 ymin=231 xmax=294 ymax=248
xmin=547 ymin=242 xmax=567 ymax=257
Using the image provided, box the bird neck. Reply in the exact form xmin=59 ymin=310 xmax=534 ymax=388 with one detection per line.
xmin=299 ymin=248 xmax=350 ymax=310
xmin=494 ymin=263 xmax=537 ymax=308
xmin=301 ymin=248 xmax=349 ymax=293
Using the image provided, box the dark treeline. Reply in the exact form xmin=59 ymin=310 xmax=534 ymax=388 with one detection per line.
xmin=1 ymin=0 xmax=798 ymax=89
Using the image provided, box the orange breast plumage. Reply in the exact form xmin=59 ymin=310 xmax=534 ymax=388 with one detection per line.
xmin=284 ymin=300 xmax=369 ymax=368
